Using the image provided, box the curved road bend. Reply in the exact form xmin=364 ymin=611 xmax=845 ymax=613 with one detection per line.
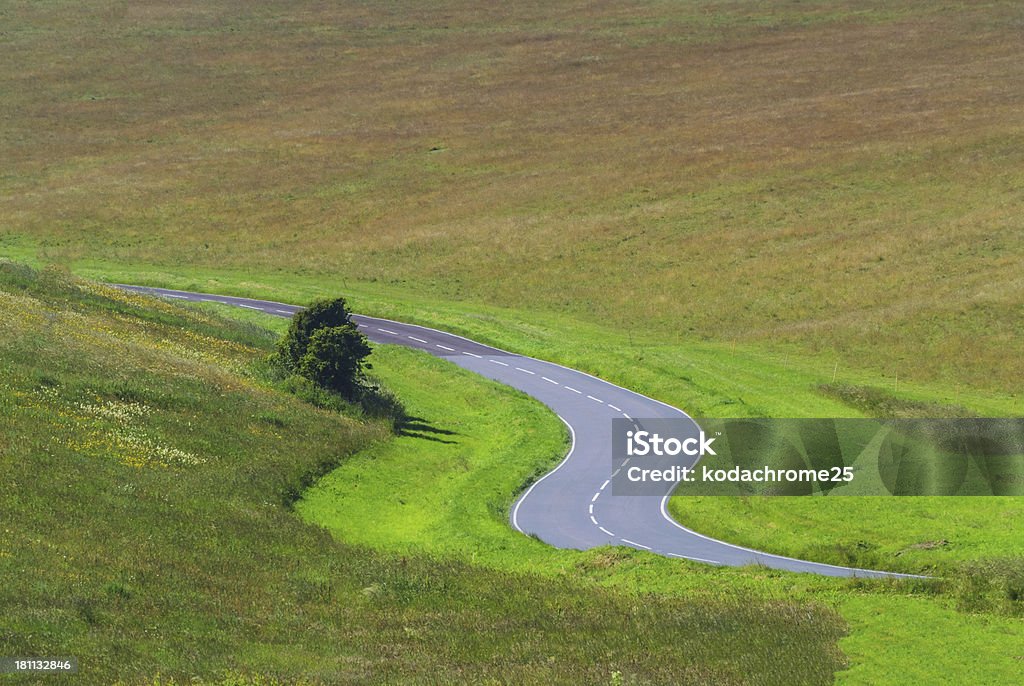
xmin=117 ymin=285 xmax=918 ymax=579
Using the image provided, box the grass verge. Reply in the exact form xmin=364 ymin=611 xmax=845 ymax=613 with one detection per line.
xmin=667 ymin=496 xmax=1024 ymax=576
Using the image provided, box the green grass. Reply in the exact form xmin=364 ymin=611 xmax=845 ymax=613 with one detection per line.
xmin=0 ymin=264 xmax=855 ymax=684
xmin=667 ymin=497 xmax=1024 ymax=575
xmin=837 ymin=594 xmax=1024 ymax=686
xmin=299 ymin=345 xmax=568 ymax=560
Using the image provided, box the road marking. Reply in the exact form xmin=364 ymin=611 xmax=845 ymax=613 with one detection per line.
xmin=164 ymin=294 xmax=187 ymax=299
xmin=611 ymin=468 xmax=621 ymax=478
xmin=622 ymin=413 xmax=632 ymax=421
xmin=408 ymin=336 xmax=428 ymax=343
xmin=239 ymin=304 xmax=262 ymax=310
xmin=379 ymin=328 xmax=399 ymax=335
xmin=490 ymin=359 xmax=509 ymax=367
xmin=463 ymin=351 xmax=482 ymax=358
xmin=586 ymin=395 xmax=603 ymax=403
xmin=200 ymin=298 xmax=219 ymax=303
xmin=607 ymin=404 xmax=621 ymax=412
xmin=622 ymin=458 xmax=630 ymax=466
xmin=541 ymin=376 xmax=559 ymax=384
xmin=667 ymin=552 xmax=720 ymax=564
xmin=598 ymin=526 xmax=615 ymax=536
xmin=621 ymin=538 xmax=651 ymax=550
xmin=590 ymin=515 xmax=599 ymax=526
xmin=591 ymin=492 xmax=600 ymax=502
xmin=273 ymin=308 xmax=293 ymax=314
xmin=515 ymin=367 xmax=535 ymax=375
xmin=600 ymin=479 xmax=610 ymax=491
xmin=564 ymin=386 xmax=582 ymax=394
xmin=588 ymin=503 xmax=594 ymax=514
xmin=436 ymin=344 xmax=455 ymax=351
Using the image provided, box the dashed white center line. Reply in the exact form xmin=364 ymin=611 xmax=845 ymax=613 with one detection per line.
xmin=591 ymin=492 xmax=600 ymax=503
xmin=436 ymin=344 xmax=455 ymax=351
xmin=600 ymin=479 xmax=610 ymax=491
xmin=378 ymin=328 xmax=399 ymax=335
xmin=621 ymin=538 xmax=651 ymax=550
xmin=611 ymin=468 xmax=621 ymax=478
xmin=515 ymin=367 xmax=535 ymax=375
xmin=200 ymin=298 xmax=219 ymax=303
xmin=586 ymin=395 xmax=603 ymax=403
xmin=541 ymin=376 xmax=559 ymax=384
xmin=598 ymin=526 xmax=615 ymax=536
xmin=564 ymin=386 xmax=582 ymax=394
xmin=408 ymin=336 xmax=428 ymax=343
xmin=273 ymin=309 xmax=293 ymax=314
xmin=623 ymin=413 xmax=633 ymax=421
xmin=588 ymin=503 xmax=594 ymax=514
xmin=490 ymin=359 xmax=509 ymax=367
xmin=239 ymin=304 xmax=262 ymax=310
xmin=607 ymin=404 xmax=621 ymax=412
xmin=621 ymin=458 xmax=631 ymax=466
xmin=589 ymin=515 xmax=599 ymax=526
xmin=165 ymin=294 xmax=187 ymax=299
xmin=463 ymin=351 xmax=482 ymax=358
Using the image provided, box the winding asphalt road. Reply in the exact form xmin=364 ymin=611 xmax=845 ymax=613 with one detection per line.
xmin=117 ymin=285 xmax=914 ymax=578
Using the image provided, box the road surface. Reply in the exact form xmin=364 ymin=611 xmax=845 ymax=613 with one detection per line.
xmin=117 ymin=284 xmax=917 ymax=578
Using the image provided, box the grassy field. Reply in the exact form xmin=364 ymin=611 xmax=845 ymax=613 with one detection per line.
xmin=283 ymin=321 xmax=1024 ymax=685
xmin=0 ymin=264 xmax=860 ymax=685
xmin=2 ymin=266 xmax=1022 ymax=683
xmin=4 ymin=0 xmax=1024 ymax=683
xmin=3 ymin=0 xmax=1023 ymax=394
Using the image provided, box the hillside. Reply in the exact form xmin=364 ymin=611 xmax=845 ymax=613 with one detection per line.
xmin=2 ymin=0 xmax=1022 ymax=392
xmin=0 ymin=263 xmax=847 ymax=684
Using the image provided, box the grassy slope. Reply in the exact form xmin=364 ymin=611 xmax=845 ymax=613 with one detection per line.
xmin=289 ymin=335 xmax=1024 ymax=686
xmin=0 ymin=265 xmax=854 ymax=685
xmin=2 ymin=0 xmax=1023 ymax=394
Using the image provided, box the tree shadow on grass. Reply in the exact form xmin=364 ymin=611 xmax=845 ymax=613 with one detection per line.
xmin=397 ymin=415 xmax=459 ymax=444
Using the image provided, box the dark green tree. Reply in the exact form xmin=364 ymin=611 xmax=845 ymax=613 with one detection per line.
xmin=275 ymin=297 xmax=372 ymax=399
xmin=277 ymin=298 xmax=357 ymax=368
xmin=297 ymin=325 xmax=372 ymax=400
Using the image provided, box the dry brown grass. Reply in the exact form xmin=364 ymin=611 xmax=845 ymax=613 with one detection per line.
xmin=2 ymin=0 xmax=1022 ymax=390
